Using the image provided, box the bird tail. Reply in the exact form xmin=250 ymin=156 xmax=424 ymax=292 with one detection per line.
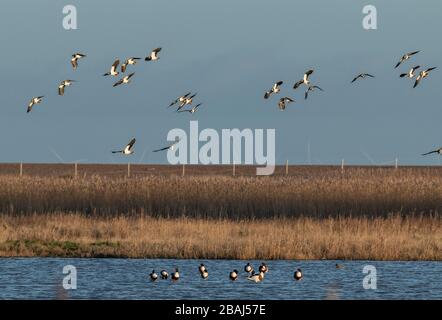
xmin=145 ymin=57 xmax=152 ymax=61
xmin=103 ymin=72 xmax=110 ymax=76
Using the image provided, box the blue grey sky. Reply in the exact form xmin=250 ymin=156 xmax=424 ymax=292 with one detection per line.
xmin=0 ymin=0 xmax=441 ymax=165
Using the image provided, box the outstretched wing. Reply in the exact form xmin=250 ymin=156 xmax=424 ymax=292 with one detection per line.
xmin=153 ymin=146 xmax=170 ymax=152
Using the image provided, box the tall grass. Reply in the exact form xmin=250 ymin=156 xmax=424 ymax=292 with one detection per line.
xmin=0 ymin=167 xmax=441 ymax=217
xmin=0 ymin=214 xmax=440 ymax=260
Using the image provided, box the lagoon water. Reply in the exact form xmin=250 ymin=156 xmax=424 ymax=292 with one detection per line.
xmin=0 ymin=258 xmax=440 ymax=300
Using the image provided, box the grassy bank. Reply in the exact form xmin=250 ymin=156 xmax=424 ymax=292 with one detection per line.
xmin=0 ymin=214 xmax=440 ymax=260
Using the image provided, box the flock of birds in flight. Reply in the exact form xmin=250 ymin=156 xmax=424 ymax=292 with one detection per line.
xmin=26 ymin=49 xmax=442 ymax=158
xmin=148 ymin=262 xmax=318 ymax=283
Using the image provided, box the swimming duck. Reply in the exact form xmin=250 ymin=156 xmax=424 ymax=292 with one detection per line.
xmin=247 ymin=271 xmax=265 ymax=283
xmin=200 ymin=270 xmax=209 ymax=280
xmin=259 ymin=263 xmax=268 ymax=273
xmin=335 ymin=263 xmax=345 ymax=270
xmin=244 ymin=263 xmax=254 ymax=274
xmin=171 ymin=268 xmax=180 ymax=281
xmin=294 ymin=268 xmax=303 ymax=281
xmin=229 ymin=269 xmax=238 ymax=281
xmin=199 ymin=263 xmax=207 ymax=274
xmin=160 ymin=270 xmax=169 ymax=280
xmin=150 ymin=270 xmax=158 ymax=281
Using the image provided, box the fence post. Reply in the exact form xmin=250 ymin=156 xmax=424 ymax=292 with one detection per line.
xmin=395 ymin=158 xmax=398 ymax=170
xmin=233 ymin=162 xmax=236 ymax=176
xmin=127 ymin=162 xmax=131 ymax=178
xmin=20 ymin=162 xmax=23 ymax=177
xmin=74 ymin=162 xmax=78 ymax=178
xmin=182 ymin=164 xmax=185 ymax=177
xmin=341 ymin=159 xmax=344 ymax=172
xmin=285 ymin=160 xmax=289 ymax=175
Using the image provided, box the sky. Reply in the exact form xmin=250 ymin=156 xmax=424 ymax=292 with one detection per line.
xmin=0 ymin=0 xmax=441 ymax=165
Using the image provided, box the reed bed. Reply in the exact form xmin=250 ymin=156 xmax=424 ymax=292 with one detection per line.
xmin=0 ymin=167 xmax=441 ymax=217
xmin=0 ymin=213 xmax=440 ymax=260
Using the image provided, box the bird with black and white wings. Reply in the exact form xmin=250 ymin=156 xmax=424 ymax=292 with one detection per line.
xmin=305 ymin=85 xmax=324 ymax=100
xmin=177 ymin=93 xmax=197 ymax=111
xmin=400 ymin=66 xmax=420 ymax=79
xmin=71 ymin=53 xmax=86 ymax=70
xmin=112 ymin=138 xmax=136 ymax=155
xmin=27 ymin=96 xmax=44 ymax=113
xmin=178 ymin=103 xmax=203 ymax=114
xmin=103 ymin=59 xmax=120 ymax=76
xmin=58 ymin=80 xmax=76 ymax=96
xmin=293 ymin=70 xmax=314 ymax=90
xmin=113 ymin=73 xmax=135 ymax=87
xmin=413 ymin=67 xmax=437 ymax=88
xmin=395 ymin=50 xmax=420 ymax=69
xmin=153 ymin=139 xmax=181 ymax=152
xmin=351 ymin=73 xmax=374 ymax=83
xmin=145 ymin=48 xmax=162 ymax=61
xmin=169 ymin=92 xmax=192 ymax=107
xmin=422 ymin=147 xmax=442 ymax=156
xmin=278 ymin=97 xmax=294 ymax=111
xmin=121 ymin=57 xmax=141 ymax=73
xmin=264 ymin=81 xmax=283 ymax=99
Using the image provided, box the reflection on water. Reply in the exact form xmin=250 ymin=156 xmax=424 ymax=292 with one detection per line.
xmin=0 ymin=258 xmax=440 ymax=300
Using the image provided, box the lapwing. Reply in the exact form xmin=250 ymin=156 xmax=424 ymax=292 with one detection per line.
xmin=103 ymin=59 xmax=120 ymax=76
xmin=422 ymin=147 xmax=442 ymax=156
xmin=145 ymin=48 xmax=162 ymax=61
xmin=153 ymin=139 xmax=180 ymax=152
xmin=178 ymin=103 xmax=202 ymax=114
xmin=112 ymin=138 xmax=136 ymax=155
xmin=113 ymin=73 xmax=135 ymax=87
xmin=400 ymin=66 xmax=420 ymax=78
xmin=264 ymin=81 xmax=283 ymax=99
xmin=121 ymin=57 xmax=141 ymax=73
xmin=177 ymin=93 xmax=197 ymax=111
xmin=293 ymin=70 xmax=314 ymax=90
xmin=414 ymin=67 xmax=437 ymax=88
xmin=58 ymin=80 xmax=76 ymax=96
xmin=395 ymin=51 xmax=420 ymax=68
xmin=71 ymin=53 xmax=86 ymax=70
xmin=150 ymin=270 xmax=158 ymax=281
xmin=278 ymin=97 xmax=294 ymax=111
xmin=169 ymin=92 xmax=192 ymax=107
xmin=27 ymin=96 xmax=44 ymax=113
xmin=305 ymin=85 xmax=324 ymax=100
xmin=351 ymin=73 xmax=374 ymax=83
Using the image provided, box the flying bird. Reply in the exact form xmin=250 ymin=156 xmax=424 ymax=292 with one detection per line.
xmin=153 ymin=139 xmax=180 ymax=152
xmin=71 ymin=53 xmax=86 ymax=70
xmin=103 ymin=59 xmax=120 ymax=76
xmin=400 ymin=66 xmax=420 ymax=78
xmin=351 ymin=73 xmax=374 ymax=83
xmin=169 ymin=92 xmax=192 ymax=107
xmin=278 ymin=97 xmax=294 ymax=111
xmin=293 ymin=70 xmax=314 ymax=90
xmin=177 ymin=93 xmax=197 ymax=111
xmin=414 ymin=67 xmax=437 ymax=88
xmin=305 ymin=85 xmax=324 ymax=100
xmin=112 ymin=138 xmax=136 ymax=155
xmin=145 ymin=48 xmax=162 ymax=61
xmin=264 ymin=81 xmax=283 ymax=99
xmin=395 ymin=51 xmax=420 ymax=68
xmin=422 ymin=147 xmax=442 ymax=156
xmin=121 ymin=57 xmax=141 ymax=73
xmin=58 ymin=80 xmax=76 ymax=96
xmin=113 ymin=73 xmax=135 ymax=87
xmin=178 ymin=103 xmax=202 ymax=114
xmin=27 ymin=96 xmax=44 ymax=113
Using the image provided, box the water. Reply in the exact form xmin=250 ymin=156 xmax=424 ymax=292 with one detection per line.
xmin=0 ymin=258 xmax=440 ymax=300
